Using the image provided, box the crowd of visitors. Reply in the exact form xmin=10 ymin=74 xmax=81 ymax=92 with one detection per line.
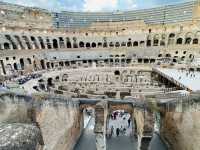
xmin=107 ymin=111 xmax=132 ymax=139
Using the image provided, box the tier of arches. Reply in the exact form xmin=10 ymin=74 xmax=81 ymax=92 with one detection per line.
xmin=1 ymin=32 xmax=200 ymax=51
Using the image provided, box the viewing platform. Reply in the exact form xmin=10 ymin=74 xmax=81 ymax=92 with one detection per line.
xmin=153 ymin=67 xmax=200 ymax=92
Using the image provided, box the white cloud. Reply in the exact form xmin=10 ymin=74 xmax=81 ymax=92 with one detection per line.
xmin=83 ymin=0 xmax=118 ymax=11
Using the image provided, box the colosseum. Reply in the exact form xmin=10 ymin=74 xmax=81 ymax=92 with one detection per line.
xmin=0 ymin=0 xmax=200 ymax=150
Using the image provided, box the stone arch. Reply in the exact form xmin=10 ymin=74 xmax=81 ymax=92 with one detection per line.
xmin=5 ymin=35 xmax=18 ymax=49
xmin=121 ymin=42 xmax=126 ymax=47
xmin=38 ymin=37 xmax=45 ymax=49
xmin=27 ymin=58 xmax=32 ymax=64
xmin=127 ymin=40 xmax=132 ymax=47
xmin=153 ymin=34 xmax=159 ymax=46
xmin=40 ymin=59 xmax=45 ymax=69
xmin=59 ymin=37 xmax=65 ymax=48
xmin=98 ymin=42 xmax=102 ymax=47
xmin=62 ymin=74 xmax=68 ymax=81
xmin=53 ymin=39 xmax=59 ymax=49
xmin=168 ymin=33 xmax=175 ymax=45
xmin=46 ymin=62 xmax=50 ymax=69
xmin=133 ymin=41 xmax=138 ymax=47
xmin=114 ymin=70 xmax=120 ymax=76
xmin=22 ymin=35 xmax=32 ymax=49
xmin=86 ymin=42 xmax=91 ymax=48
xmin=176 ymin=38 xmax=183 ymax=44
xmin=46 ymin=37 xmax=52 ymax=49
xmin=166 ymin=53 xmax=171 ymax=57
xmin=109 ymin=42 xmax=114 ymax=47
xmin=79 ymin=41 xmax=85 ymax=48
xmin=193 ymin=38 xmax=198 ymax=44
xmin=30 ymin=36 xmax=39 ymax=49
xmin=115 ymin=42 xmax=120 ymax=47
xmin=13 ymin=63 xmax=18 ymax=70
xmin=4 ymin=43 xmax=10 ymax=49
xmin=66 ymin=37 xmax=72 ymax=48
xmin=160 ymin=34 xmax=166 ymax=46
xmin=19 ymin=58 xmax=24 ymax=70
xmin=91 ymin=42 xmax=96 ymax=48
xmin=14 ymin=35 xmax=25 ymax=49
xmin=103 ymin=42 xmax=108 ymax=48
xmin=146 ymin=35 xmax=152 ymax=47
xmin=73 ymin=37 xmax=78 ymax=48
xmin=185 ymin=32 xmax=193 ymax=44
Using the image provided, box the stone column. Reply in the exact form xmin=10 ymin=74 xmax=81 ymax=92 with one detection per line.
xmin=94 ymin=101 xmax=108 ymax=150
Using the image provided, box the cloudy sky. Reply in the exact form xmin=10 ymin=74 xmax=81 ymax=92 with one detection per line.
xmin=2 ymin=0 xmax=191 ymax=12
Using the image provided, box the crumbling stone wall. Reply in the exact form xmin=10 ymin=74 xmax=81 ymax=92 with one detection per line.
xmin=0 ymin=92 xmax=84 ymax=150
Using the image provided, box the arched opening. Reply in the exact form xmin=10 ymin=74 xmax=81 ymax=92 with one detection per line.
xmin=22 ymin=36 xmax=32 ymax=49
xmin=166 ymin=54 xmax=171 ymax=58
xmin=5 ymin=35 xmax=18 ymax=49
xmin=109 ymin=42 xmax=114 ymax=47
xmin=140 ymin=41 xmax=145 ymax=46
xmin=91 ymin=42 xmax=96 ymax=48
xmin=114 ymin=70 xmax=120 ymax=76
xmin=133 ymin=41 xmax=138 ymax=47
xmin=173 ymin=59 xmax=177 ymax=63
xmin=47 ymin=78 xmax=54 ymax=87
xmin=79 ymin=41 xmax=85 ymax=48
xmin=66 ymin=38 xmax=72 ymax=48
xmin=144 ymin=59 xmax=149 ymax=63
xmin=168 ymin=33 xmax=175 ymax=45
xmin=176 ymin=38 xmax=183 ymax=44
xmin=31 ymin=36 xmax=39 ymax=49
xmin=103 ymin=42 xmax=108 ymax=48
xmin=38 ymin=37 xmax=45 ymax=49
xmin=62 ymin=74 xmax=68 ymax=81
xmin=15 ymin=35 xmax=25 ymax=49
xmin=13 ymin=63 xmax=18 ymax=70
xmin=160 ymin=41 xmax=165 ymax=46
xmin=46 ymin=62 xmax=50 ymax=69
xmin=98 ymin=42 xmax=102 ymax=47
xmin=86 ymin=42 xmax=91 ymax=48
xmin=27 ymin=58 xmax=32 ymax=64
xmin=158 ymin=54 xmax=162 ymax=57
xmin=121 ymin=42 xmax=126 ymax=47
xmin=193 ymin=38 xmax=198 ymax=44
xmin=150 ymin=59 xmax=156 ymax=63
xmin=147 ymin=40 xmax=151 ymax=47
xmin=127 ymin=41 xmax=132 ymax=47
xmin=40 ymin=60 xmax=45 ymax=69
xmin=185 ymin=37 xmax=192 ymax=44
xmin=4 ymin=43 xmax=10 ymax=49
xmin=115 ymin=42 xmax=120 ymax=47
xmin=53 ymin=39 xmax=59 ymax=49
xmin=19 ymin=58 xmax=24 ymax=70
xmin=153 ymin=35 xmax=159 ymax=46
xmin=46 ymin=38 xmax=52 ymax=49
xmin=59 ymin=37 xmax=65 ymax=48
xmin=73 ymin=42 xmax=78 ymax=48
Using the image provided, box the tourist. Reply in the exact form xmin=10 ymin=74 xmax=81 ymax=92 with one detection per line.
xmin=128 ymin=118 xmax=131 ymax=128
xmin=116 ymin=128 xmax=120 ymax=137
xmin=111 ymin=126 xmax=114 ymax=137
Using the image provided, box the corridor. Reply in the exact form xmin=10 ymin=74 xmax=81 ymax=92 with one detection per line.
xmin=74 ymin=113 xmax=167 ymax=150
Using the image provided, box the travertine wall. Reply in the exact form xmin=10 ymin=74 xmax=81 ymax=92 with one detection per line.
xmin=160 ymin=110 xmax=200 ymax=150
xmin=0 ymin=92 xmax=84 ymax=150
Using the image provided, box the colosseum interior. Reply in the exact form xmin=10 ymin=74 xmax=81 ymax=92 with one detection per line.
xmin=0 ymin=0 xmax=200 ymax=150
